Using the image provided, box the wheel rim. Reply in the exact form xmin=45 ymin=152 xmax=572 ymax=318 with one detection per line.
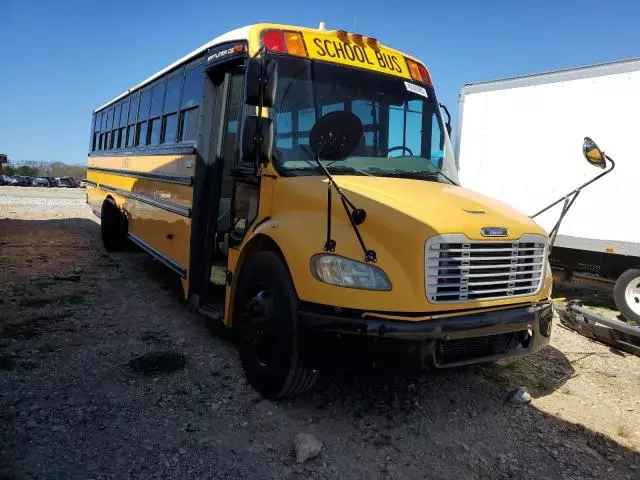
xmin=624 ymin=275 xmax=640 ymax=316
xmin=240 ymin=283 xmax=277 ymax=367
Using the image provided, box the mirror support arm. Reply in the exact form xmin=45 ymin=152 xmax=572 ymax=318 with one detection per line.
xmin=324 ymin=182 xmax=336 ymax=252
xmin=547 ymin=190 xmax=580 ymax=250
xmin=250 ymin=46 xmax=269 ymax=175
xmin=439 ymin=103 xmax=452 ymax=136
xmin=531 ymin=155 xmax=615 ymax=250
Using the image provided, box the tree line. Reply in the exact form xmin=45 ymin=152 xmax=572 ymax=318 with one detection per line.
xmin=2 ymin=162 xmax=87 ymax=179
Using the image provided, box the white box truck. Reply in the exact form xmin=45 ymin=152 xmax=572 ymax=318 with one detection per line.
xmin=456 ymin=58 xmax=640 ymax=323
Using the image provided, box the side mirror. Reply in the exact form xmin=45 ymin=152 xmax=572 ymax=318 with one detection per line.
xmin=245 ymin=57 xmax=278 ymax=108
xmin=241 ymin=115 xmax=273 ymax=165
xmin=582 ymin=137 xmax=606 ymax=169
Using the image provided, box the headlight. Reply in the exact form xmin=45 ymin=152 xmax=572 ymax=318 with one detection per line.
xmin=310 ymin=254 xmax=392 ymax=291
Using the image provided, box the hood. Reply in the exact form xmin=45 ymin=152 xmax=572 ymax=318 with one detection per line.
xmin=281 ymin=176 xmax=547 ymax=241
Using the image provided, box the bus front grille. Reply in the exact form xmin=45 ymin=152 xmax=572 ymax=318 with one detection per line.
xmin=425 ymin=234 xmax=547 ymax=303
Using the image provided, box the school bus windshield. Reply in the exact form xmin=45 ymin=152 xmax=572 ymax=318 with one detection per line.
xmin=271 ymin=56 xmax=459 ymax=185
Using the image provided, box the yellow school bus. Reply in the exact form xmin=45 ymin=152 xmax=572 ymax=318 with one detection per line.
xmin=87 ymin=23 xmax=553 ymax=398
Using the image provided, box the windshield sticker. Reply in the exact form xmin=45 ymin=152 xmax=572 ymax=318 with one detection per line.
xmin=404 ymin=81 xmax=428 ymax=98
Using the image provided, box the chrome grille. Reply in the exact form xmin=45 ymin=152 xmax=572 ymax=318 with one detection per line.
xmin=425 ymin=234 xmax=547 ymax=303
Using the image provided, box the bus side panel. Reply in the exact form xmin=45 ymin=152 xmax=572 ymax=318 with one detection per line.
xmin=87 ymin=153 xmax=195 ymax=288
xmin=86 ymin=183 xmax=105 ymax=218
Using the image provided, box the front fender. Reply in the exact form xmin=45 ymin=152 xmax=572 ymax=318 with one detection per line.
xmin=247 ymin=210 xmax=419 ymax=312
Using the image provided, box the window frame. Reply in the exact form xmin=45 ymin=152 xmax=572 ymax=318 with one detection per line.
xmin=111 ymin=103 xmax=122 ymax=150
xmin=92 ymin=112 xmax=102 ymax=151
xmin=147 ymin=80 xmax=167 ymax=146
xmin=89 ymin=52 xmax=211 ymax=155
xmin=161 ymin=70 xmax=185 ymax=144
xmin=178 ymin=61 xmax=205 ymax=143
xmin=127 ymin=92 xmax=140 ymax=148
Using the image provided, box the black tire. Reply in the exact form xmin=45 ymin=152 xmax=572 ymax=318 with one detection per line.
xmin=234 ymin=251 xmax=317 ymax=399
xmin=614 ymin=269 xmax=640 ymax=324
xmin=100 ymin=198 xmax=127 ymax=251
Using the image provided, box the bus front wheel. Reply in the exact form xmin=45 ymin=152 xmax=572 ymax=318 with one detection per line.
xmin=234 ymin=251 xmax=317 ymax=398
xmin=100 ymin=198 xmax=128 ymax=252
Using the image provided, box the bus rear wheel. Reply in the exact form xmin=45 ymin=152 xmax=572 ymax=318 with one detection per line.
xmin=234 ymin=251 xmax=317 ymax=399
xmin=100 ymin=198 xmax=128 ymax=251
xmin=614 ymin=269 xmax=640 ymax=324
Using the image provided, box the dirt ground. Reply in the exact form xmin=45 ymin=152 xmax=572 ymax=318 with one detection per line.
xmin=1 ymin=186 xmax=639 ymax=480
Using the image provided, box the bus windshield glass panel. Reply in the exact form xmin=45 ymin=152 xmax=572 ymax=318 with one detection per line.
xmin=270 ymin=56 xmax=459 ymax=184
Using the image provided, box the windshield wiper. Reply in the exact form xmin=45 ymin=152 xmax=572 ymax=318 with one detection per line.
xmin=290 ymin=165 xmax=373 ymax=176
xmin=377 ymin=169 xmax=459 ymax=186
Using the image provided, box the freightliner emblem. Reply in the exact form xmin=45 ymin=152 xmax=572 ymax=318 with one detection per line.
xmin=481 ymin=227 xmax=508 ymax=237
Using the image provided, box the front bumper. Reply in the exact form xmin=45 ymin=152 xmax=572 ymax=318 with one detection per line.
xmin=298 ymin=302 xmax=553 ymax=368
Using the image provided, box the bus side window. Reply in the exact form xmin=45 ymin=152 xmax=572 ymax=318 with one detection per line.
xmin=179 ymin=63 xmax=205 ymax=142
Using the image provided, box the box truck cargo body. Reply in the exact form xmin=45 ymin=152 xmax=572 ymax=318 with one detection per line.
xmin=456 ymin=58 xmax=640 ymax=322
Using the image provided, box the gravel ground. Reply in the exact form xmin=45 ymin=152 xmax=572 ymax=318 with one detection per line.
xmin=1 ymin=186 xmax=639 ymax=479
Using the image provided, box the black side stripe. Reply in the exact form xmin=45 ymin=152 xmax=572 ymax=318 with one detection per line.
xmin=87 ymin=166 xmax=193 ymax=186
xmin=100 ymin=183 xmax=191 ymax=218
xmin=127 ymin=232 xmax=187 ymax=278
xmin=84 ymin=179 xmax=98 ymax=187
xmin=88 ymin=143 xmax=196 ymax=158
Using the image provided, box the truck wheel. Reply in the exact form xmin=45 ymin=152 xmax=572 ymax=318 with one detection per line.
xmin=100 ymin=198 xmax=127 ymax=251
xmin=613 ymin=269 xmax=640 ymax=323
xmin=234 ymin=251 xmax=317 ymax=399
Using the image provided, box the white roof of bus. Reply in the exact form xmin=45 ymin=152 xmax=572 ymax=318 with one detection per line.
xmin=94 ymin=25 xmax=252 ymax=112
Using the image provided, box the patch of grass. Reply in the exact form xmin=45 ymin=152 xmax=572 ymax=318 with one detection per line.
xmin=616 ymin=424 xmax=631 ymax=438
xmin=500 ymin=361 xmax=519 ymax=371
xmin=537 ymin=377 xmax=558 ymax=392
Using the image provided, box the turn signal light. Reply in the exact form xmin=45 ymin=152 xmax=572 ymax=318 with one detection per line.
xmin=337 ymin=30 xmax=349 ymax=41
xmin=366 ymin=37 xmax=379 ymax=48
xmin=263 ymin=29 xmax=308 ymax=57
xmin=406 ymin=58 xmax=432 ymax=85
xmin=284 ymin=31 xmax=307 ymax=56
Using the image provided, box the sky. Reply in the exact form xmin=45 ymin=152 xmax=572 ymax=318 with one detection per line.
xmin=1 ymin=0 xmax=639 ymax=165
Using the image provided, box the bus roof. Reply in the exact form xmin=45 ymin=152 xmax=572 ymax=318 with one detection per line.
xmin=94 ymin=26 xmax=251 ymax=112
xmin=94 ymin=23 xmax=426 ymax=113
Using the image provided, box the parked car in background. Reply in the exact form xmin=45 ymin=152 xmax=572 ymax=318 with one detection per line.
xmin=31 ymin=177 xmax=52 ymax=187
xmin=79 ymin=179 xmax=87 ymax=188
xmin=57 ymin=176 xmax=76 ymax=188
xmin=0 ymin=175 xmax=5 ymax=186
xmin=12 ymin=176 xmax=31 ymax=186
xmin=46 ymin=177 xmax=57 ymax=187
